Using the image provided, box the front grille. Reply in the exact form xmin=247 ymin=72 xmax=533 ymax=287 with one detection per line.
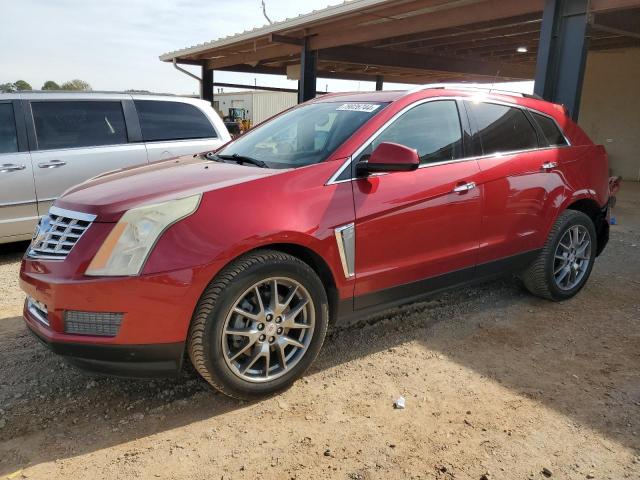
xmin=64 ymin=311 xmax=123 ymax=337
xmin=28 ymin=206 xmax=96 ymax=260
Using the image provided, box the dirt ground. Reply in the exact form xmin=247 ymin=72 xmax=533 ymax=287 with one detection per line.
xmin=0 ymin=185 xmax=639 ymax=480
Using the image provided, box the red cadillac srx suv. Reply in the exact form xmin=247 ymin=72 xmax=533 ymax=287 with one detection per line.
xmin=20 ymin=85 xmax=612 ymax=399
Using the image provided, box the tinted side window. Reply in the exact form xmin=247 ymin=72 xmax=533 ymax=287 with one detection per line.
xmin=531 ymin=112 xmax=568 ymax=147
xmin=365 ymin=100 xmax=463 ymax=165
xmin=0 ymin=103 xmax=18 ymax=154
xmin=467 ymin=102 xmax=538 ymax=155
xmin=32 ymin=101 xmax=128 ymax=150
xmin=135 ymin=101 xmax=216 ymax=142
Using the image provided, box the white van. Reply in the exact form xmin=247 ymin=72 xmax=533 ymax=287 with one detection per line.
xmin=0 ymin=92 xmax=230 ymax=244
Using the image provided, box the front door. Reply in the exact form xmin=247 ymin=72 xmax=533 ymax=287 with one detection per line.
xmin=351 ymin=99 xmax=482 ymax=310
xmin=0 ymin=101 xmax=38 ymax=240
xmin=28 ymin=99 xmax=148 ymax=213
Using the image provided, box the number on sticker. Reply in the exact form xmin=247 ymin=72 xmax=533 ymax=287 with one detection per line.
xmin=336 ymin=103 xmax=381 ymax=113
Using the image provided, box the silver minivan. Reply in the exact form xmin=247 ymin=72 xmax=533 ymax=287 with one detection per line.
xmin=0 ymin=92 xmax=231 ymax=244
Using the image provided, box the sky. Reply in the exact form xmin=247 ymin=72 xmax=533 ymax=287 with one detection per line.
xmin=1 ymin=0 xmax=533 ymax=95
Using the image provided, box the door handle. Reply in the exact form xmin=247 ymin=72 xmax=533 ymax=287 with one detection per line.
xmin=453 ymin=181 xmax=476 ymax=193
xmin=541 ymin=161 xmax=558 ymax=171
xmin=0 ymin=163 xmax=26 ymax=173
xmin=38 ymin=160 xmax=67 ymax=169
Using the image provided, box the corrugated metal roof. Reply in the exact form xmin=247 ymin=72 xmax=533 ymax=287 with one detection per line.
xmin=159 ymin=0 xmax=393 ymax=61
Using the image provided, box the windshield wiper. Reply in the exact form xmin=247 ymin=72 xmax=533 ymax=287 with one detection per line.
xmin=217 ymin=154 xmax=269 ymax=169
xmin=204 ymin=152 xmax=225 ymax=162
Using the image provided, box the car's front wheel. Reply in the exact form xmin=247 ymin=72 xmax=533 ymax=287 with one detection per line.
xmin=521 ymin=210 xmax=597 ymax=301
xmin=187 ymin=250 xmax=329 ymax=400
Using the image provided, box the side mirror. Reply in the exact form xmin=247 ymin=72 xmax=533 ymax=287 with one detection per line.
xmin=356 ymin=142 xmax=419 ymax=175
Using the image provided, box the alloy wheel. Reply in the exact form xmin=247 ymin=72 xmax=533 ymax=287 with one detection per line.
xmin=553 ymin=225 xmax=592 ymax=290
xmin=221 ymin=277 xmax=315 ymax=383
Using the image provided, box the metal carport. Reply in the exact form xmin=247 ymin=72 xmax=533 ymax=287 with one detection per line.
xmin=161 ymin=0 xmax=640 ymax=177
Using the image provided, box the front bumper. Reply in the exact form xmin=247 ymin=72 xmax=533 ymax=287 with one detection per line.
xmin=26 ymin=320 xmax=184 ymax=377
xmin=20 ymin=261 xmax=214 ymax=377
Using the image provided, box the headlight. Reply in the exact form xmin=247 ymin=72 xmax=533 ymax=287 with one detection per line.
xmin=85 ymin=194 xmax=201 ymax=276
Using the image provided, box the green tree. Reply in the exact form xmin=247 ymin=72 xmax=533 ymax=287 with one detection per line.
xmin=14 ymin=80 xmax=32 ymax=91
xmin=0 ymin=82 xmax=16 ymax=93
xmin=61 ymin=79 xmax=92 ymax=91
xmin=42 ymin=80 xmax=61 ymax=90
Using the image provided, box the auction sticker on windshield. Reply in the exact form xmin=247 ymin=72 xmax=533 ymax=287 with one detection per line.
xmin=336 ymin=103 xmax=381 ymax=113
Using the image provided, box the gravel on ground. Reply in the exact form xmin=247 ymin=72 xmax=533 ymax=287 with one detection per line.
xmin=0 ymin=184 xmax=639 ymax=480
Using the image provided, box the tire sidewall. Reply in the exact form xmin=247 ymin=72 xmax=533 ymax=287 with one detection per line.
xmin=545 ymin=212 xmax=598 ymax=300
xmin=200 ymin=257 xmax=328 ymax=398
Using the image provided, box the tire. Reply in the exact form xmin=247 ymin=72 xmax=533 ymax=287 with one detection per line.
xmin=520 ymin=210 xmax=597 ymax=301
xmin=187 ymin=249 xmax=329 ymax=400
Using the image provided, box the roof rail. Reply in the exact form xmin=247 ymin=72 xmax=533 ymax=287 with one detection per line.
xmin=406 ymin=83 xmax=542 ymax=100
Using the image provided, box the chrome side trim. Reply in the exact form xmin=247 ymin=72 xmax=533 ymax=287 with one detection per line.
xmin=49 ymin=206 xmax=97 ymax=222
xmin=334 ymin=223 xmax=355 ymax=278
xmin=0 ymin=199 xmax=38 ymax=208
xmin=326 ymin=96 xmax=572 ymax=185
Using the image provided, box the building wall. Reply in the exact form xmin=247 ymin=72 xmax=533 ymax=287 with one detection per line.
xmin=213 ymin=92 xmax=253 ymax=120
xmin=213 ymin=91 xmax=297 ymax=125
xmin=580 ymin=48 xmax=640 ymax=181
xmin=252 ymin=92 xmax=297 ymax=125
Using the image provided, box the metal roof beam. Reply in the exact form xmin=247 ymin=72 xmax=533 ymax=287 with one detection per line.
xmin=319 ymin=45 xmax=535 ymax=79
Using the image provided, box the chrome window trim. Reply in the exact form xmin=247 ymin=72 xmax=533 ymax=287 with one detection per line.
xmin=325 ymin=96 xmax=572 ymax=186
xmin=334 ymin=223 xmax=355 ymax=278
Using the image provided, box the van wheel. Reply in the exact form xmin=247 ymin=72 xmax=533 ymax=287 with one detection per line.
xmin=187 ymin=250 xmax=329 ymax=400
xmin=521 ymin=210 xmax=597 ymax=301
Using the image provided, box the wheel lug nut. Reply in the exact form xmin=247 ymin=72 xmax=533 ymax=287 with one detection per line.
xmin=275 ymin=316 xmax=282 ymax=323
xmin=266 ymin=314 xmax=273 ymax=321
xmin=277 ymin=327 xmax=283 ymax=335
xmin=259 ymin=334 xmax=266 ymax=342
xmin=269 ymin=336 xmax=275 ymax=343
xmin=257 ymin=323 xmax=264 ymax=331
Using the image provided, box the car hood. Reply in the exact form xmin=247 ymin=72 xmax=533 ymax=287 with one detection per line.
xmin=54 ymin=156 xmax=282 ymax=222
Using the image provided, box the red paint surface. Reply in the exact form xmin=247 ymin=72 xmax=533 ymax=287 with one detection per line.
xmin=21 ymin=88 xmax=610 ymax=347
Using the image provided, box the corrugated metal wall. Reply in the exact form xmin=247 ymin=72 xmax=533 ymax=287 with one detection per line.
xmin=251 ymin=92 xmax=297 ymax=125
xmin=213 ymin=91 xmax=297 ymax=125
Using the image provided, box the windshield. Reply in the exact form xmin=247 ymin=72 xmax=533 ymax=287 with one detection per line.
xmin=217 ymin=101 xmax=387 ymax=169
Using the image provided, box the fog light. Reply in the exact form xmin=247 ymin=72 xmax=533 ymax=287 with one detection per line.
xmin=64 ymin=311 xmax=123 ymax=337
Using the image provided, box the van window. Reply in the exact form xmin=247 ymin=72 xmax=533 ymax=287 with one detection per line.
xmin=531 ymin=112 xmax=568 ymax=147
xmin=467 ymin=102 xmax=538 ymax=155
xmin=362 ymin=100 xmax=463 ymax=165
xmin=0 ymin=103 xmax=18 ymax=154
xmin=32 ymin=101 xmax=128 ymax=150
xmin=135 ymin=100 xmax=216 ymax=142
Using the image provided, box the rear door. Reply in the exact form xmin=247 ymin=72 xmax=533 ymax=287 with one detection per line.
xmin=0 ymin=99 xmax=39 ymax=240
xmin=465 ymin=100 xmax=566 ymax=266
xmin=134 ymin=99 xmax=225 ymax=162
xmin=28 ymin=98 xmax=148 ymax=213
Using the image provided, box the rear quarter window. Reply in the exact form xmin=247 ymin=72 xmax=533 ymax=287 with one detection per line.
xmin=466 ymin=101 xmax=539 ymax=155
xmin=135 ymin=100 xmax=216 ymax=142
xmin=531 ymin=112 xmax=568 ymax=147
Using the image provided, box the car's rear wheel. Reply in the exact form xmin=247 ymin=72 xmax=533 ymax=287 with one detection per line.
xmin=521 ymin=210 xmax=597 ymax=301
xmin=187 ymin=250 xmax=329 ymax=400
